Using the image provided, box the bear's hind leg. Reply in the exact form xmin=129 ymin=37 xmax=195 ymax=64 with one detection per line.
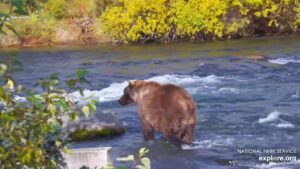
xmin=166 ymin=134 xmax=183 ymax=148
xmin=181 ymin=125 xmax=195 ymax=144
xmin=141 ymin=119 xmax=154 ymax=141
xmin=163 ymin=127 xmax=184 ymax=147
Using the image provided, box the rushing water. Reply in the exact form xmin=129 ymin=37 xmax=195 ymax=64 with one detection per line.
xmin=1 ymin=36 xmax=300 ymax=169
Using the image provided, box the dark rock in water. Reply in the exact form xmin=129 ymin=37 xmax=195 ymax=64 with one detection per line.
xmin=63 ymin=112 xmax=125 ymax=141
xmin=81 ymin=62 xmax=94 ymax=66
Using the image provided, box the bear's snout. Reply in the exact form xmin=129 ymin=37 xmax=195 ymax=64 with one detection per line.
xmin=118 ymin=94 xmax=133 ymax=105
xmin=118 ymin=98 xmax=126 ymax=105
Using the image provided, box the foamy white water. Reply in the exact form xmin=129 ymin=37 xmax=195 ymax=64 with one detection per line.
xmin=274 ymin=121 xmax=295 ymax=128
xmin=258 ymin=110 xmax=295 ymax=128
xmin=147 ymin=74 xmax=223 ymax=84
xmin=71 ymin=74 xmax=229 ymax=105
xmin=291 ymin=90 xmax=300 ymax=99
xmin=10 ymin=74 xmax=234 ymax=105
xmin=14 ymin=95 xmax=27 ymax=102
xmin=268 ymin=58 xmax=300 ymax=65
xmin=258 ymin=111 xmax=281 ymax=123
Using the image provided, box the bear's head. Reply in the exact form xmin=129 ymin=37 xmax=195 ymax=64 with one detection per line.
xmin=118 ymin=80 xmax=145 ymax=105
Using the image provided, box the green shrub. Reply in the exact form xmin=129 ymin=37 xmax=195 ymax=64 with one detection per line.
xmin=0 ymin=58 xmax=152 ymax=168
xmin=42 ymin=0 xmax=115 ymax=19
xmin=43 ymin=0 xmax=95 ymax=19
xmin=43 ymin=0 xmax=66 ymax=19
xmin=12 ymin=14 xmax=56 ymax=41
xmin=0 ymin=59 xmax=96 ymax=168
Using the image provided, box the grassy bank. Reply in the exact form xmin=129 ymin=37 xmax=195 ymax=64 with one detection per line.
xmin=0 ymin=0 xmax=115 ymax=47
xmin=1 ymin=0 xmax=300 ymax=47
xmin=0 ymin=16 xmax=111 ymax=47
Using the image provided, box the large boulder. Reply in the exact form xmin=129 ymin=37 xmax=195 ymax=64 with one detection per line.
xmin=63 ymin=112 xmax=125 ymax=141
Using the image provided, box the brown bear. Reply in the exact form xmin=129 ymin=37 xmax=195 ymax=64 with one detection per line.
xmin=118 ymin=80 xmax=197 ymax=145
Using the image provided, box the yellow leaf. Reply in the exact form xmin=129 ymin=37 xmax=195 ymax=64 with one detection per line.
xmin=6 ymin=79 xmax=14 ymax=90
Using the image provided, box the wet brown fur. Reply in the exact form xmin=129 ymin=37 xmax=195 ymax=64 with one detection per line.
xmin=118 ymin=80 xmax=197 ymax=145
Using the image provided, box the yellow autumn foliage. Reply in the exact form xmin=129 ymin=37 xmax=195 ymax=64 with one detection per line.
xmin=101 ymin=0 xmax=171 ymax=43
xmin=100 ymin=0 xmax=300 ymax=43
xmin=2 ymin=0 xmax=300 ymax=43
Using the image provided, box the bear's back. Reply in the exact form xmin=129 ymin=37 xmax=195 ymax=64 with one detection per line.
xmin=143 ymin=83 xmax=196 ymax=120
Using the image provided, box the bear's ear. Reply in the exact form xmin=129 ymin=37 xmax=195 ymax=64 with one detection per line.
xmin=128 ymin=80 xmax=135 ymax=87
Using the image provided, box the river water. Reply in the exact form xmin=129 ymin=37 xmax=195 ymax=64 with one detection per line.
xmin=1 ymin=36 xmax=300 ymax=169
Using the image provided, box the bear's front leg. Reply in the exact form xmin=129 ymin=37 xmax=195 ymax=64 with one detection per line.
xmin=141 ymin=118 xmax=154 ymax=141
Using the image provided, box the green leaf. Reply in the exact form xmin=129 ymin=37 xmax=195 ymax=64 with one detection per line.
xmin=90 ymin=99 xmax=97 ymax=104
xmin=21 ymin=138 xmax=27 ymax=144
xmin=0 ymin=64 xmax=7 ymax=75
xmin=63 ymin=147 xmax=72 ymax=154
xmin=59 ymin=99 xmax=68 ymax=111
xmin=50 ymin=79 xmax=60 ymax=86
xmin=139 ymin=147 xmax=149 ymax=157
xmin=50 ymin=73 xmax=59 ymax=80
xmin=88 ymin=102 xmax=96 ymax=113
xmin=48 ymin=103 xmax=56 ymax=115
xmin=5 ymin=79 xmax=14 ymax=90
xmin=76 ymin=69 xmax=89 ymax=79
xmin=17 ymin=85 xmax=23 ymax=93
xmin=141 ymin=157 xmax=151 ymax=169
xmin=81 ymin=106 xmax=89 ymax=117
xmin=77 ymin=87 xmax=84 ymax=96
xmin=70 ymin=112 xmax=78 ymax=121
xmin=66 ymin=79 xmax=77 ymax=88
xmin=55 ymin=140 xmax=62 ymax=147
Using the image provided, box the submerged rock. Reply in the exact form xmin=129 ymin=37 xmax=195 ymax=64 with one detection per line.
xmin=63 ymin=112 xmax=125 ymax=141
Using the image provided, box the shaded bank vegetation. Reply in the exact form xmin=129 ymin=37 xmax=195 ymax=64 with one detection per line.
xmin=1 ymin=0 xmax=300 ymax=46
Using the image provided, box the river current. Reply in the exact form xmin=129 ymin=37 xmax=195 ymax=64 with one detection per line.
xmin=1 ymin=36 xmax=300 ymax=169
